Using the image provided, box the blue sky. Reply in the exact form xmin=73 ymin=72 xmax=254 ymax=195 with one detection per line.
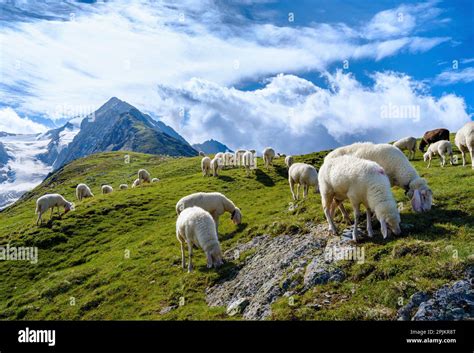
xmin=0 ymin=0 xmax=472 ymax=153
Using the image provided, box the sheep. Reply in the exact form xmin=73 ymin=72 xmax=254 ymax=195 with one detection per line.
xmin=455 ymin=121 xmax=474 ymax=169
xmin=393 ymin=137 xmax=417 ymax=160
xmin=326 ymin=142 xmax=432 ymax=213
xmin=224 ymin=152 xmax=234 ymax=168
xmin=176 ymin=206 xmax=223 ymax=272
xmin=419 ymin=128 xmax=450 ymax=152
xmin=198 ymin=151 xmax=206 ymax=157
xmin=102 ymin=185 xmax=113 ymax=194
xmin=214 ymin=152 xmax=224 ymax=160
xmin=201 ymin=156 xmax=211 ymax=177
xmin=242 ymin=150 xmax=255 ymax=176
xmin=234 ymin=149 xmax=246 ymax=167
xmin=75 ymin=183 xmax=94 ymax=201
xmin=288 ymin=163 xmax=318 ymax=200
xmin=423 ymin=140 xmax=454 ymax=168
xmin=138 ymin=169 xmax=151 ymax=183
xmin=319 ymin=155 xmax=401 ymax=242
xmin=176 ymin=192 xmax=242 ymax=236
xmin=36 ymin=194 xmax=74 ymax=225
xmin=263 ymin=147 xmax=276 ymax=168
xmin=152 ymin=178 xmax=160 ymax=183
xmin=210 ymin=156 xmax=223 ymax=177
xmin=119 ymin=184 xmax=128 ymax=190
xmin=131 ymin=178 xmax=140 ymax=188
xmin=285 ymin=155 xmax=294 ymax=169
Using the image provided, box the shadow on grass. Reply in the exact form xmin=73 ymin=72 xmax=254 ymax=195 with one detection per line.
xmin=217 ymin=175 xmax=235 ymax=182
xmin=220 ymin=223 xmax=248 ymax=242
xmin=274 ymin=164 xmax=288 ymax=179
xmin=255 ymin=169 xmax=275 ymax=186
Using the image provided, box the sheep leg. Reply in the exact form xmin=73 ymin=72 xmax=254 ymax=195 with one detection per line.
xmin=187 ymin=242 xmax=193 ymax=273
xmin=470 ymin=148 xmax=474 ymax=169
xmin=322 ymin=195 xmax=338 ymax=234
xmin=427 ymin=157 xmax=431 ymax=168
xmin=289 ymin=178 xmax=296 ymax=200
xmin=366 ymin=209 xmax=374 ymax=238
xmin=211 ymin=213 xmax=219 ymax=235
xmin=338 ymin=203 xmax=352 ymax=224
xmin=36 ymin=213 xmax=42 ymax=225
xmin=296 ymin=184 xmax=300 ymax=200
xmin=352 ymin=203 xmax=360 ymax=242
xmin=460 ymin=150 xmax=466 ymax=166
xmin=179 ymin=239 xmax=186 ymax=269
xmin=303 ymin=184 xmax=309 ymax=199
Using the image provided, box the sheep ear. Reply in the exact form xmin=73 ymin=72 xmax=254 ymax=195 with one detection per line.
xmin=411 ymin=189 xmax=422 ymax=213
xmin=380 ymin=219 xmax=389 ymax=239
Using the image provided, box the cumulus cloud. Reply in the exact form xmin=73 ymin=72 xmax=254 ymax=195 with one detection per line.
xmin=153 ymin=71 xmax=470 ymax=154
xmin=0 ymin=0 xmax=450 ymax=121
xmin=0 ymin=108 xmax=47 ymax=134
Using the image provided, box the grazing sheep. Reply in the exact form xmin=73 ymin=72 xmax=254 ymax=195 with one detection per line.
xmin=214 ymin=152 xmax=224 ymax=160
xmin=152 ymin=178 xmax=160 ymax=183
xmin=423 ymin=140 xmax=454 ymax=168
xmin=75 ymin=183 xmax=94 ymax=201
xmin=201 ymin=156 xmax=212 ymax=177
xmin=393 ymin=137 xmax=417 ymax=160
xmin=224 ymin=152 xmax=234 ymax=168
xmin=176 ymin=206 xmax=223 ymax=272
xmin=455 ymin=121 xmax=474 ymax=169
xmin=102 ymin=185 xmax=113 ymax=194
xmin=138 ymin=169 xmax=151 ymax=183
xmin=210 ymin=157 xmax=223 ymax=177
xmin=326 ymin=142 xmax=432 ymax=213
xmin=176 ymin=192 xmax=242 ymax=235
xmin=131 ymin=178 xmax=140 ymax=188
xmin=119 ymin=184 xmax=128 ymax=190
xmin=285 ymin=155 xmax=294 ymax=169
xmin=319 ymin=155 xmax=401 ymax=241
xmin=242 ymin=150 xmax=255 ymax=176
xmin=36 ymin=194 xmax=74 ymax=225
xmin=199 ymin=151 xmax=206 ymax=157
xmin=234 ymin=149 xmax=246 ymax=167
xmin=419 ymin=128 xmax=450 ymax=152
xmin=288 ymin=163 xmax=318 ymax=200
xmin=263 ymin=147 xmax=276 ymax=168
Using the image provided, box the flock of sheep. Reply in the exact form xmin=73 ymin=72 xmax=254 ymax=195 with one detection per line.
xmin=33 ymin=121 xmax=473 ymax=272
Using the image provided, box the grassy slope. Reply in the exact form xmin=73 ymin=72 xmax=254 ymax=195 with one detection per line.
xmin=0 ymin=135 xmax=472 ymax=320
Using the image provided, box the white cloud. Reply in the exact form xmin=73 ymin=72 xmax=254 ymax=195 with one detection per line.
xmin=0 ymin=108 xmax=47 ymax=134
xmin=0 ymin=0 xmax=450 ymax=122
xmin=434 ymin=67 xmax=474 ymax=85
xmin=153 ymin=71 xmax=470 ymax=154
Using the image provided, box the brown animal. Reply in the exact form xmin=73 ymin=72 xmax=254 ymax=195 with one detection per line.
xmin=419 ymin=128 xmax=450 ymax=152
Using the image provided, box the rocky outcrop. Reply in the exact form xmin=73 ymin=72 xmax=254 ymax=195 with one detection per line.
xmin=206 ymin=224 xmax=350 ymax=320
xmin=397 ymin=267 xmax=474 ymax=320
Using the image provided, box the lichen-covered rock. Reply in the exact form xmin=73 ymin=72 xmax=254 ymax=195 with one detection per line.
xmin=226 ymin=298 xmax=250 ymax=316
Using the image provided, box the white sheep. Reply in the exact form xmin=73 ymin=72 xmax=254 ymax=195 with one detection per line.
xmin=176 ymin=206 xmax=224 ymax=272
xmin=223 ymin=152 xmax=234 ymax=168
xmin=176 ymin=192 xmax=242 ymax=235
xmin=263 ymin=147 xmax=276 ymax=168
xmin=75 ymin=183 xmax=94 ymax=201
xmin=234 ymin=149 xmax=247 ymax=167
xmin=102 ymin=185 xmax=113 ymax=194
xmin=326 ymin=142 xmax=432 ymax=213
xmin=36 ymin=194 xmax=74 ymax=225
xmin=423 ymin=140 xmax=454 ymax=168
xmin=319 ymin=155 xmax=401 ymax=241
xmin=285 ymin=155 xmax=294 ymax=169
xmin=214 ymin=152 xmax=224 ymax=160
xmin=201 ymin=156 xmax=211 ymax=177
xmin=119 ymin=184 xmax=128 ymax=190
xmin=131 ymin=178 xmax=140 ymax=188
xmin=455 ymin=121 xmax=474 ymax=169
xmin=288 ymin=163 xmax=318 ymax=200
xmin=198 ymin=151 xmax=206 ymax=157
xmin=138 ymin=169 xmax=151 ymax=183
xmin=210 ymin=156 xmax=223 ymax=177
xmin=393 ymin=136 xmax=417 ymax=160
xmin=152 ymin=177 xmax=160 ymax=183
xmin=242 ymin=150 xmax=255 ymax=176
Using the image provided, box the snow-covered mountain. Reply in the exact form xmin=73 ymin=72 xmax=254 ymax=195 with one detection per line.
xmin=0 ymin=97 xmax=197 ymax=209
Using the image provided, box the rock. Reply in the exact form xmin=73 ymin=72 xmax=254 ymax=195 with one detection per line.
xmin=226 ymin=298 xmax=250 ymax=316
xmin=206 ymin=224 xmax=335 ymax=320
xmin=159 ymin=305 xmax=177 ymax=315
xmin=303 ymin=258 xmax=345 ymax=289
xmin=397 ymin=292 xmax=430 ymax=321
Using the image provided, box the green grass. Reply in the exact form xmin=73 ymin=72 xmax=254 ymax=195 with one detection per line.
xmin=0 ymin=135 xmax=472 ymax=320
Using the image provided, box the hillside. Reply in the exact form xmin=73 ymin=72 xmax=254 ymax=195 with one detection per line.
xmin=0 ymin=135 xmax=472 ymax=320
